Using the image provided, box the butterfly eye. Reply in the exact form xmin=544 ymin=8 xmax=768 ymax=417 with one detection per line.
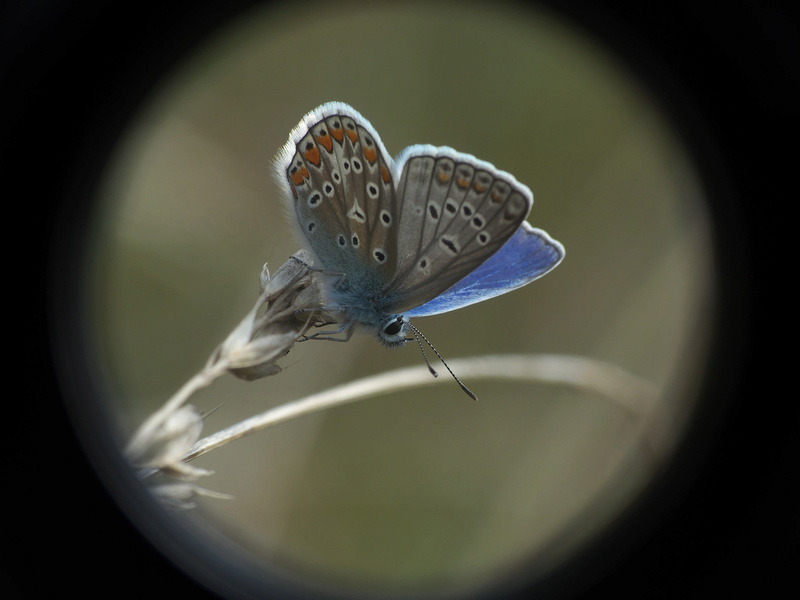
xmin=383 ymin=317 xmax=403 ymax=336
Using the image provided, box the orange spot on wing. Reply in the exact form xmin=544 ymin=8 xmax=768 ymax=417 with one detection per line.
xmin=316 ymin=134 xmax=333 ymax=152
xmin=437 ymin=171 xmax=451 ymax=183
xmin=289 ymin=165 xmax=310 ymax=186
xmin=330 ymin=127 xmax=344 ymax=142
xmin=363 ymin=146 xmax=377 ymax=164
xmin=456 ymin=176 xmax=470 ymax=189
xmin=473 ymin=182 xmax=486 ymax=192
xmin=381 ymin=165 xmax=391 ymax=183
xmin=286 ymin=174 xmax=299 ymax=198
xmin=491 ymin=191 xmax=502 ymax=203
xmin=345 ymin=129 xmax=359 ymax=144
xmin=303 ymin=146 xmax=321 ymax=166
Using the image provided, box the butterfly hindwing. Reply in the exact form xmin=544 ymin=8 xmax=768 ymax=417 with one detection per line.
xmin=276 ymin=103 xmax=398 ymax=283
xmin=386 ymin=145 xmax=533 ymax=313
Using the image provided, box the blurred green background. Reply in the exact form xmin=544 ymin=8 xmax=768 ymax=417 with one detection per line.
xmin=88 ymin=1 xmax=715 ymax=597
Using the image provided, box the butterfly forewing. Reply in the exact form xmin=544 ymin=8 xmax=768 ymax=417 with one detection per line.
xmin=280 ymin=105 xmax=398 ymax=284
xmin=384 ymin=147 xmax=532 ymax=313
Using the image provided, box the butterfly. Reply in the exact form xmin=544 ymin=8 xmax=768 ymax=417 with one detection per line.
xmin=275 ymin=102 xmax=564 ymax=393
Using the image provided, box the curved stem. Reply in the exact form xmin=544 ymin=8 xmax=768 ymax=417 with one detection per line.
xmin=183 ymin=354 xmax=657 ymax=463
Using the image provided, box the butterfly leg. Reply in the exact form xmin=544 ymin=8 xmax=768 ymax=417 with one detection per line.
xmin=300 ymin=320 xmax=356 ymax=343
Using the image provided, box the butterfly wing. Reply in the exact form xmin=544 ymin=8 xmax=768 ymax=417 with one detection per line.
xmin=275 ymin=103 xmax=398 ymax=287
xmin=405 ymin=222 xmax=564 ymax=317
xmin=385 ymin=145 xmax=533 ymax=313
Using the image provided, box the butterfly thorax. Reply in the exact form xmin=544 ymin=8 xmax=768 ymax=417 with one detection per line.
xmin=325 ymin=274 xmax=408 ymax=347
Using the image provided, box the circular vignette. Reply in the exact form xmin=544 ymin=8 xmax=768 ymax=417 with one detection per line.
xmin=6 ymin=1 xmax=791 ymax=600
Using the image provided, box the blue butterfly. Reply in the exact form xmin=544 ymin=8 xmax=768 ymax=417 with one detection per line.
xmin=276 ymin=103 xmax=564 ymax=392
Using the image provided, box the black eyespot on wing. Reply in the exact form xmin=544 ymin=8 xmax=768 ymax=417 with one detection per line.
xmin=440 ymin=236 xmax=459 ymax=254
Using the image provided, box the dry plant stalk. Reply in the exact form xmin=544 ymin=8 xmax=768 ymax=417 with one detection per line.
xmin=125 ymin=250 xmax=334 ymax=507
xmin=125 ymin=251 xmax=658 ymax=509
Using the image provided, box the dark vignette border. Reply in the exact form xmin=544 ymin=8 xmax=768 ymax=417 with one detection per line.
xmin=4 ymin=1 xmax=795 ymax=599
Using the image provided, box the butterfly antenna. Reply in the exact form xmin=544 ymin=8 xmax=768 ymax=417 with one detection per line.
xmin=409 ymin=326 xmax=438 ymax=378
xmin=407 ymin=323 xmax=478 ymax=401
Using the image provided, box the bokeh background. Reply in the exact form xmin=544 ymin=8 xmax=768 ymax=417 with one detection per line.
xmin=86 ymin=1 xmax=715 ymax=597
